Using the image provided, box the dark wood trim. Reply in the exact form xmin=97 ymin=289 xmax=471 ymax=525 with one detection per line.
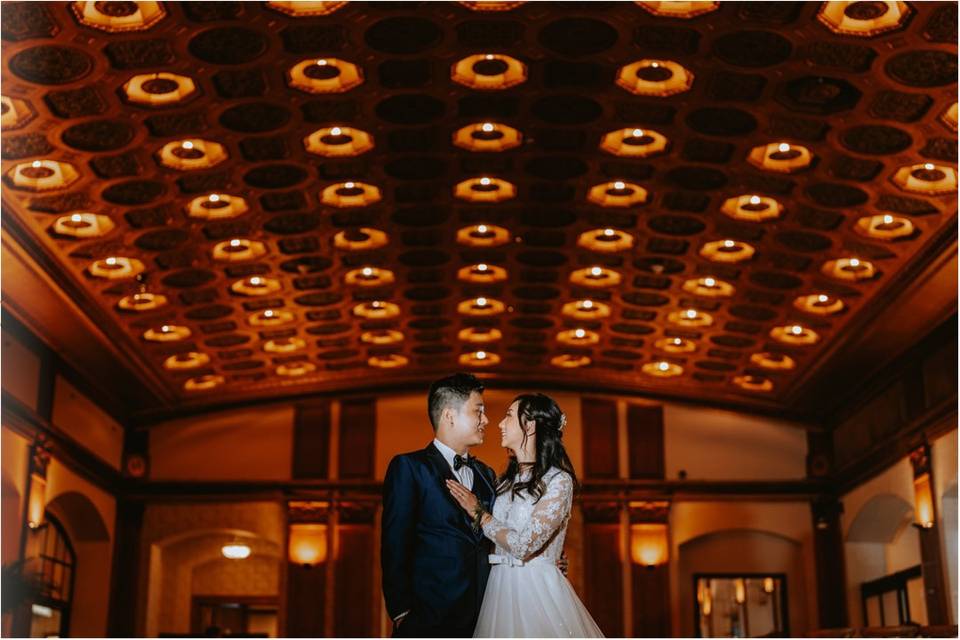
xmin=811 ymin=496 xmax=848 ymax=629
xmin=107 ymin=498 xmax=144 ymax=637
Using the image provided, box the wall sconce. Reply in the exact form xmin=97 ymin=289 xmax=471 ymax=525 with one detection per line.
xmin=909 ymin=445 xmax=935 ymax=529
xmin=27 ymin=437 xmax=51 ymax=529
xmin=630 ymin=523 xmax=669 ymax=567
xmin=289 ymin=524 xmax=328 ymax=566
xmin=734 ymin=578 xmax=746 ymax=604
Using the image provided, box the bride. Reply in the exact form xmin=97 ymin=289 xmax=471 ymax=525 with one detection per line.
xmin=446 ymin=393 xmax=604 ymax=637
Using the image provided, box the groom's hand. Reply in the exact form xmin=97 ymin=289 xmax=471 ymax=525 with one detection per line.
xmin=558 ymin=551 xmax=569 ymax=576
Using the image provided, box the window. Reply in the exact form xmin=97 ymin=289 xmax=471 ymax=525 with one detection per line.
xmin=861 ymin=565 xmax=925 ymax=627
xmin=23 ymin=515 xmax=75 ymax=638
xmin=693 ymin=574 xmax=789 ymax=638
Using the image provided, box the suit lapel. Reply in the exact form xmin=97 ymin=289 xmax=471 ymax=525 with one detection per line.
xmin=424 ymin=443 xmax=475 ymax=533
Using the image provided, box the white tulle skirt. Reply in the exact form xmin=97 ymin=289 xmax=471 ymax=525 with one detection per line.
xmin=473 ymin=559 xmax=604 ymax=638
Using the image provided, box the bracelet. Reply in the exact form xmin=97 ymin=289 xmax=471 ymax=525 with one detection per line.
xmin=472 ymin=503 xmax=487 ymax=530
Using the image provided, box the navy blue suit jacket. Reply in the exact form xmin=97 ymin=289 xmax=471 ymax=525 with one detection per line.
xmin=381 ymin=442 xmax=497 ymax=637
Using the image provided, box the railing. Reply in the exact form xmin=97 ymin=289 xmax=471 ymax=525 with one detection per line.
xmin=811 ymin=625 xmax=958 ymax=638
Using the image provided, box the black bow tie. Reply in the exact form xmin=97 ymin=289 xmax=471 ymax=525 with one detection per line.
xmin=453 ymin=454 xmax=468 ymax=471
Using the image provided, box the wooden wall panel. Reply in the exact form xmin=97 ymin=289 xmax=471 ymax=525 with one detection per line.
xmin=292 ymin=402 xmax=330 ymax=479
xmin=285 ymin=562 xmax=326 ymax=637
xmin=627 ymin=404 xmax=664 ymax=480
xmin=582 ymin=398 xmax=619 ymax=478
xmin=632 ymin=564 xmax=671 ymax=637
xmin=584 ymin=524 xmax=624 ymax=637
xmin=338 ymin=399 xmax=375 ymax=479
xmin=333 ymin=525 xmax=375 ymax=637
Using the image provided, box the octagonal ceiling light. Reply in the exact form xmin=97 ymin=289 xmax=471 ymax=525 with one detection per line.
xmin=453 ymin=122 xmax=522 ymax=152
xmin=89 ymin=256 xmax=145 ymax=280
xmin=635 ymin=1 xmax=719 ymax=18
xmin=770 ymin=324 xmax=820 ymax=345
xmin=231 ymin=276 xmax=281 ymax=296
xmin=452 ymin=53 xmax=527 ymax=90
xmin=184 ymin=374 xmax=224 ymax=392
xmin=941 ymin=103 xmax=958 ymax=132
xmin=0 ymin=96 xmax=36 ymax=130
xmin=333 ymin=228 xmax=389 ymax=251
xmin=267 ymin=1 xmax=347 ymax=15
xmin=458 ymin=326 xmax=503 ymax=343
xmin=561 ymin=299 xmax=611 ymax=320
xmin=733 ymin=374 xmax=774 ymax=392
xmin=157 ymin=139 xmax=227 ymax=171
xmin=458 ymin=1 xmax=525 ymax=10
xmin=891 ymin=162 xmax=958 ymax=196
xmin=654 ymin=336 xmax=697 ymax=354
xmin=854 ymin=213 xmax=915 ymax=241
xmin=577 ymin=228 xmax=635 ymax=253
xmin=344 ymin=266 xmax=394 ymax=287
xmin=750 ymin=352 xmax=796 ymax=371
xmin=700 ymin=239 xmax=755 ymax=263
xmin=277 ymin=362 xmax=317 ymax=377
xmin=816 ymin=1 xmax=911 ymax=37
xmin=642 ymin=361 xmax=684 ymax=377
xmin=821 ymin=257 xmax=876 ymax=281
xmin=455 ymin=176 xmax=516 ymax=202
xmin=459 ymin=350 xmax=501 ymax=367
xmin=320 ymin=181 xmax=381 ymax=208
xmin=551 ymin=354 xmax=592 ymax=368
xmin=187 ymin=194 xmax=248 ymax=220
xmin=143 ymin=325 xmax=191 ymax=342
xmin=52 ymin=213 xmax=115 ymax=238
xmin=721 ymin=194 xmax=783 ymax=222
xmin=793 ymin=293 xmax=844 ymax=316
xmin=457 ymin=263 xmax=508 ymax=283
xmin=682 ymin=276 xmax=735 ymax=298
xmin=288 ymin=58 xmax=363 ymax=94
xmin=368 ymin=354 xmax=409 ymax=369
xmin=616 ymin=59 xmax=694 ymax=97
xmin=456 ymin=224 xmax=511 ymax=247
xmin=263 ymin=337 xmax=306 ymax=353
xmin=667 ymin=308 xmax=713 ymax=327
xmin=557 ymin=328 xmax=600 ymax=346
xmin=164 ymin=352 xmax=210 ymax=371
xmin=587 ymin=180 xmax=649 ymax=208
xmin=748 ymin=142 xmax=813 ymax=173
xmin=352 ymin=301 xmax=400 ymax=320
xmin=118 ymin=292 xmax=167 ymax=312
xmin=304 ymin=126 xmax=374 ymax=157
xmin=71 ymin=1 xmax=166 ymax=32
xmin=569 ymin=266 xmax=622 ymax=288
xmin=361 ymin=329 xmax=404 ymax=345
xmin=248 ymin=308 xmax=295 ymax=326
xmin=6 ymin=160 xmax=79 ymax=191
xmin=600 ymin=127 xmax=669 ymax=158
xmin=122 ymin=72 xmax=197 ymax=106
xmin=212 ymin=238 xmax=268 ymax=262
xmin=458 ymin=296 xmax=506 ymax=316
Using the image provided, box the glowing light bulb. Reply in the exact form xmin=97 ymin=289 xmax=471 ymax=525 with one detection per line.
xmin=703 ymin=277 xmax=716 ymax=287
xmin=330 ymin=126 xmax=342 ymax=136
xmin=590 ymin=266 xmax=603 ymax=277
xmin=361 ymin=267 xmax=374 ymax=277
xmin=673 ymin=338 xmax=683 ymax=345
xmin=476 ymin=351 xmax=487 ymax=360
xmin=574 ymin=329 xmax=586 ymax=339
xmin=882 ymin=214 xmax=894 ymax=224
xmin=818 ymin=294 xmax=829 ymax=303
xmin=161 ymin=325 xmax=172 ymax=333
xmin=849 ymin=258 xmax=860 ymax=267
xmin=485 ymin=54 xmax=495 ymax=60
xmin=723 ymin=240 xmax=735 ymax=248
xmin=778 ymin=143 xmax=790 ymax=153
xmin=477 ymin=224 xmax=488 ymax=234
xmin=105 ymin=257 xmax=118 ymax=265
xmin=582 ymin=300 xmax=593 ymax=309
xmin=230 ymin=238 xmax=241 ymax=247
xmin=650 ymin=62 xmax=660 ymax=68
xmin=631 ymin=128 xmax=644 ymax=138
xmin=658 ymin=361 xmax=669 ymax=371
xmin=371 ymin=301 xmax=383 ymax=309
xmin=603 ymin=228 xmax=615 ymax=237
xmin=613 ymin=181 xmax=626 ymax=190
xmin=316 ymin=59 xmax=328 ymax=66
xmin=791 ymin=325 xmax=803 ymax=335
xmin=31 ymin=160 xmax=42 ymax=168
xmin=924 ymin=163 xmax=935 ymax=171
xmin=476 ymin=297 xmax=487 ymax=306
xmin=249 ymin=276 xmax=263 ymax=286
xmin=344 ymin=181 xmax=355 ymax=189
xmin=481 ymin=122 xmax=495 ymax=132
xmin=181 ymin=140 xmax=194 ymax=150
xmin=479 ymin=177 xmax=491 ymax=185
xmin=477 ymin=263 xmax=488 ymax=272
xmin=749 ymin=195 xmax=761 ymax=205
xmin=71 ymin=213 xmax=83 ymax=223
xmin=685 ymin=309 xmax=697 ymax=319
xmin=263 ymin=309 xmax=275 ymax=317
xmin=209 ymin=193 xmax=221 ymax=202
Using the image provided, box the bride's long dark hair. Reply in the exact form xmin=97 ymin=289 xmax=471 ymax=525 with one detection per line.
xmin=497 ymin=393 xmax=580 ymax=502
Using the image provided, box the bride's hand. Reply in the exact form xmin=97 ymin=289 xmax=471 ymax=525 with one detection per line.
xmin=445 ymin=479 xmax=479 ymax=513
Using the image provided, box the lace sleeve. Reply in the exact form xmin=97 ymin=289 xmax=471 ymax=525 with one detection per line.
xmin=481 ymin=471 xmax=573 ymax=561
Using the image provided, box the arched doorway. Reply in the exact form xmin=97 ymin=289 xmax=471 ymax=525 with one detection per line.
xmin=22 ymin=514 xmax=76 ymax=638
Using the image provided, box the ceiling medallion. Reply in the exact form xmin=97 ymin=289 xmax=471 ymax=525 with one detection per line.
xmin=700 ymin=239 xmax=755 ymax=263
xmin=616 ymin=59 xmax=694 ymax=97
xmin=557 ymin=328 xmax=600 ymax=346
xmin=891 ymin=163 xmax=958 ymax=196
xmin=264 ymin=337 xmax=306 ymax=353
xmin=642 ymin=361 xmax=683 ymax=378
xmin=304 ymin=126 xmax=374 ymax=157
xmin=682 ymin=276 xmax=735 ymax=298
xmin=600 ymin=127 xmax=669 ymax=158
xmin=368 ymin=354 xmax=409 ymax=369
xmin=89 ymin=256 xmax=144 ymax=280
xmin=577 ymin=228 xmax=635 ymax=253
xmin=793 ymin=293 xmax=844 ymax=316
xmin=747 ymin=142 xmax=813 ymax=173
xmin=249 ymin=309 xmax=295 ymax=326
xmin=344 ymin=266 xmax=395 ymax=287
xmin=288 ymin=58 xmax=363 ymax=94
xmin=122 ymin=72 xmax=197 ymax=107
xmin=654 ymin=337 xmax=696 ymax=354
xmin=0 ymin=96 xmax=36 ymax=130
xmin=459 ymin=350 xmax=501 ymax=367
xmin=212 ymin=238 xmax=268 ymax=262
xmin=143 ymin=325 xmax=191 ymax=342
xmin=6 ymin=160 xmax=79 ymax=191
xmin=187 ymin=194 xmax=249 ymax=220
xmin=320 ymin=181 xmax=381 ymax=207
xmin=561 ymin=299 xmax=611 ymax=320
xmin=452 ymin=54 xmax=527 ymax=90
xmin=569 ymin=266 xmax=622 ymax=288
xmin=458 ymin=296 xmax=506 ymax=316
xmin=157 ymin=139 xmax=227 ymax=171
xmin=71 ymin=1 xmax=166 ymax=32
xmin=821 ymin=257 xmax=876 ymax=281
xmin=770 ymin=324 xmax=820 ymax=345
xmin=118 ymin=292 xmax=167 ymax=312
xmin=667 ymin=308 xmax=713 ymax=327
xmin=941 ymin=103 xmax=958 ymax=132
xmin=733 ymin=374 xmax=773 ymax=392
xmin=721 ymin=194 xmax=783 ymax=222
xmin=635 ymin=1 xmax=720 ymax=18
xmin=458 ymin=326 xmax=503 ymax=343
xmin=163 ymin=351 xmax=210 ymax=371
xmin=277 ymin=362 xmax=317 ymax=377
xmin=52 ymin=213 xmax=115 ymax=238
xmin=816 ymin=1 xmax=911 ymax=37
xmin=231 ymin=276 xmax=281 ymax=297
xmin=352 ymin=301 xmax=400 ymax=320
xmin=457 ymin=263 xmax=508 ymax=283
xmin=184 ymin=374 xmax=224 ymax=391
xmin=750 ymin=352 xmax=796 ymax=371
xmin=854 ymin=213 xmax=915 ymax=241
xmin=456 ymin=224 xmax=511 ymax=247
xmin=455 ymin=176 xmax=516 ymax=202
xmin=458 ymin=1 xmax=525 ymax=10
xmin=551 ymin=354 xmax=591 ymax=369
xmin=267 ymin=1 xmax=347 ymax=16
xmin=360 ymin=330 xmax=404 ymax=345
xmin=333 ymin=228 xmax=389 ymax=251
xmin=453 ymin=122 xmax=522 ymax=152
xmin=587 ymin=180 xmax=649 ymax=208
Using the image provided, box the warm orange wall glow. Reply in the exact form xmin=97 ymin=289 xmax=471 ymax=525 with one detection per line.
xmin=27 ymin=472 xmax=46 ymax=528
xmin=630 ymin=523 xmax=668 ymax=566
xmin=913 ymin=472 xmax=935 ymax=528
xmin=289 ymin=523 xmax=328 ymax=566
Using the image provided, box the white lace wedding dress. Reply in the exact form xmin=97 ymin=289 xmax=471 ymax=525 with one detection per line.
xmin=474 ymin=467 xmax=604 ymax=637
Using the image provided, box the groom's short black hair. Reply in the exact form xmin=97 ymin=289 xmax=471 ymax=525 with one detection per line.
xmin=427 ymin=373 xmax=484 ymax=431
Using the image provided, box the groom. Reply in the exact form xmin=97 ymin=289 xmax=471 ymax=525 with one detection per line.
xmin=381 ymin=373 xmax=498 ymax=638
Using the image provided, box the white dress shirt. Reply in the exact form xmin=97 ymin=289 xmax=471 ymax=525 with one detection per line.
xmin=433 ymin=438 xmax=474 ymax=489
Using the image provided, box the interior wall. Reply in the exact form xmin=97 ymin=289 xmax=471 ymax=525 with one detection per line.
xmin=51 ymin=375 xmax=124 ymax=470
xmin=1 ymin=326 xmax=42 ymax=412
